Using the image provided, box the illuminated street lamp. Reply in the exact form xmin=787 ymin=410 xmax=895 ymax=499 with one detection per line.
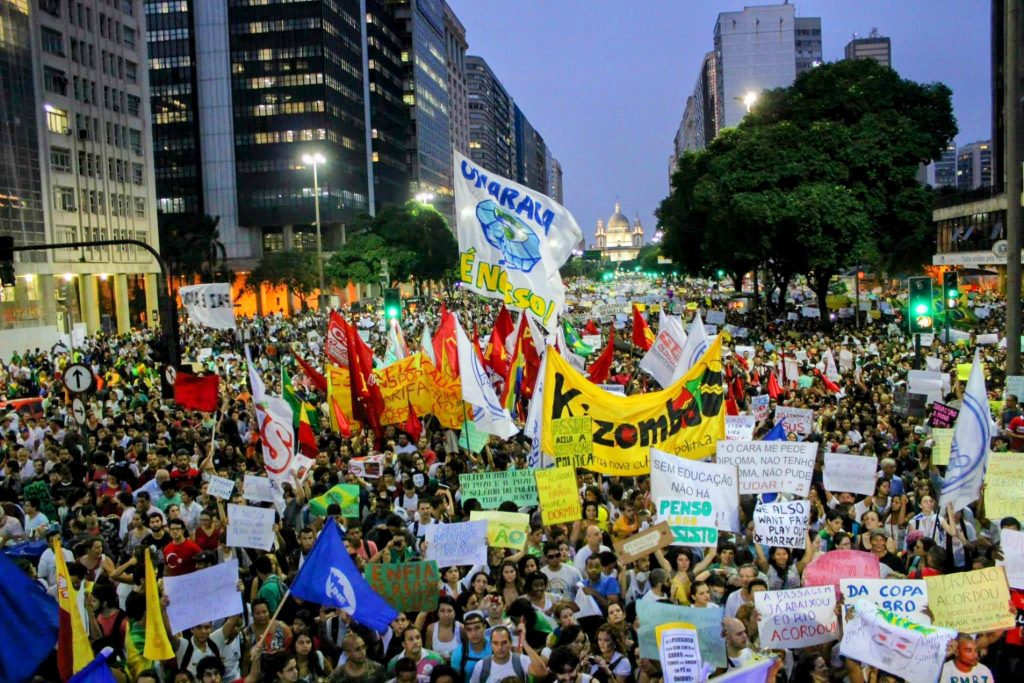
xmin=415 ymin=192 xmax=435 ymax=204
xmin=743 ymin=91 xmax=758 ymax=113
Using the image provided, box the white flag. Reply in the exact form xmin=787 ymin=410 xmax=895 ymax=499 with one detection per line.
xmin=941 ymin=350 xmax=994 ymax=512
xmin=179 ymin=283 xmax=235 ymax=330
xmin=454 ymin=315 xmax=518 ymax=439
xmin=824 ymin=349 xmax=840 ymax=381
xmin=640 ymin=312 xmax=687 ymax=387
xmin=672 ymin=312 xmax=710 ymax=383
xmin=246 ymin=347 xmax=296 ymax=483
xmin=420 ymin=322 xmax=435 ymax=364
xmin=454 ymin=151 xmax=583 ymax=333
xmin=524 ymin=348 xmax=552 ymax=469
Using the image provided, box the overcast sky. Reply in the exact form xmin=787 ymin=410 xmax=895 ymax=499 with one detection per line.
xmin=448 ymin=0 xmax=991 ymax=245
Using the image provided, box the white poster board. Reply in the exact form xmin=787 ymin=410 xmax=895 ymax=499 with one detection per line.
xmin=823 ymin=453 xmax=878 ymax=496
xmin=755 ymin=586 xmax=837 ymax=649
xmin=715 ymin=441 xmax=817 ymax=497
xmin=226 ymin=504 xmax=276 ymax=551
xmin=164 ymin=560 xmax=243 ymax=634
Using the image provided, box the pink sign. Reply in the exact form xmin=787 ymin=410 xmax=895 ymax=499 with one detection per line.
xmin=802 ymin=550 xmax=880 ymax=596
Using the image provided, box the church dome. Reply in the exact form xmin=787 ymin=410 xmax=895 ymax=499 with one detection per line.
xmin=607 ymin=201 xmax=630 ymax=230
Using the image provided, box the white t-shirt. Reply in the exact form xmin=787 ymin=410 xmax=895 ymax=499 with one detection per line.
xmin=938 ymin=659 xmax=993 ymax=683
xmin=210 ymin=627 xmax=242 ymax=681
xmin=724 ymin=588 xmax=752 ymax=619
xmin=469 ymin=654 xmax=532 ymax=683
xmin=24 ymin=511 xmax=49 ymax=537
xmin=542 ymin=563 xmax=583 ymax=601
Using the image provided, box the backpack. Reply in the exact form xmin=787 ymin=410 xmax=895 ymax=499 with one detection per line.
xmin=177 ymin=636 xmax=220 ymax=673
xmin=476 ymin=653 xmax=525 ymax=682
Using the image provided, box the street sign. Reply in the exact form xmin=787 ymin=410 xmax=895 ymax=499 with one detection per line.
xmin=62 ymin=363 xmax=94 ymax=394
xmin=71 ymin=397 xmax=86 ymax=425
xmin=164 ymin=365 xmax=177 ymax=387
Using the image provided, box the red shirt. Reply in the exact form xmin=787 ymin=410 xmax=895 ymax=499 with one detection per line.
xmin=194 ymin=526 xmax=221 ymax=551
xmin=1009 ymin=415 xmax=1024 ymax=451
xmin=163 ymin=539 xmax=203 ymax=576
xmin=1007 ymin=589 xmax=1024 ymax=646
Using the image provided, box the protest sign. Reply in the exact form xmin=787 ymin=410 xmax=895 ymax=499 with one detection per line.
xmin=929 ymin=403 xmax=959 ymax=429
xmin=226 ymin=504 xmax=276 ymax=551
xmin=164 ymin=560 xmax=243 ymax=634
xmin=773 ymin=406 xmax=813 ymax=439
xmin=1007 ymin=375 xmax=1024 ymax=401
xmin=348 ymin=455 xmax=384 ymax=479
xmin=715 ymin=441 xmax=816 ymax=497
xmin=243 ymin=475 xmax=279 ymax=504
xmin=613 ymin=522 xmax=675 ymax=565
xmin=925 ymin=566 xmax=1014 ymax=633
xmin=907 ymin=370 xmax=947 ymax=406
xmin=751 ymin=394 xmax=771 ymax=422
xmin=802 ymin=551 xmax=880 ymax=593
xmin=364 ymin=561 xmax=440 ymax=612
xmin=755 ymin=586 xmax=837 ymax=649
xmin=534 ymin=466 xmax=581 ymax=525
xmin=978 ymin=333 xmax=999 ymax=345
xmin=822 ymin=453 xmax=877 ymax=496
xmin=637 ymin=601 xmax=725 ymax=668
xmin=657 ymin=624 xmax=702 ymax=683
xmin=179 ymin=283 xmax=235 ymax=330
xmin=984 ymin=452 xmax=1024 ymax=519
xmin=725 ymin=415 xmax=756 ymax=441
xmin=651 ymin=449 xmax=739 ymax=531
xmin=839 ymin=600 xmax=956 ymax=683
xmin=753 ymin=500 xmax=810 ymax=549
xmin=549 ymin=416 xmax=594 ymax=465
xmin=956 ymin=363 xmax=973 ymax=382
xmin=423 ymin=521 xmax=488 ymax=568
xmin=460 ymin=469 xmax=539 ymax=509
xmin=929 ymin=428 xmax=954 ymax=466
xmin=658 ymin=498 xmax=718 ymax=547
xmin=997 ymin=528 xmax=1024 ymax=590
xmin=470 ymin=510 xmax=530 ymax=549
xmin=206 ymin=475 xmax=235 ymax=500
xmin=639 ymin=314 xmax=686 ymax=388
xmin=839 ymin=579 xmax=930 ymax=623
xmin=706 ymin=310 xmax=726 ymax=325
xmin=708 ymin=659 xmax=775 ymax=683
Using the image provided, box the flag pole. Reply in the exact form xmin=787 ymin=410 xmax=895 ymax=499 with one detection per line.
xmin=255 ymin=587 xmax=293 ymax=650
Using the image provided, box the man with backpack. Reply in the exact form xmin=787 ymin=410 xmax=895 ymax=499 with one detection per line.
xmin=449 ymin=612 xmax=491 ymax=682
xmin=168 ymin=617 xmax=241 ymax=678
xmin=468 ymin=626 xmax=546 ymax=683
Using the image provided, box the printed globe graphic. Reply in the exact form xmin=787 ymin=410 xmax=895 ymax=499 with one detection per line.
xmin=477 ymin=199 xmax=542 ymax=272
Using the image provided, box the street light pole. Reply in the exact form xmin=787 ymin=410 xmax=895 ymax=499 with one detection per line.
xmin=303 ymin=153 xmax=327 ymax=309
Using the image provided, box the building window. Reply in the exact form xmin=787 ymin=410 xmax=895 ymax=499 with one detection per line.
xmin=54 ymin=186 xmax=76 ymax=211
xmin=123 ymin=26 xmax=136 ymax=49
xmin=45 ymin=106 xmax=70 ymax=135
xmin=131 ymin=162 xmax=143 ymax=185
xmin=50 ymin=146 xmax=72 ymax=172
xmin=126 ymin=94 xmax=140 ymax=116
xmin=129 ymin=128 xmax=141 ymax=155
xmin=125 ymin=60 xmax=137 ymax=83
xmin=43 ymin=66 xmax=67 ymax=95
xmin=41 ymin=26 xmax=64 ymax=56
xmin=40 ymin=0 xmax=61 ymax=17
xmin=134 ymin=197 xmax=145 ymax=218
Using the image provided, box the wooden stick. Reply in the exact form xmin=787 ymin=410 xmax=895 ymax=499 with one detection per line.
xmin=255 ymin=586 xmax=292 ymax=650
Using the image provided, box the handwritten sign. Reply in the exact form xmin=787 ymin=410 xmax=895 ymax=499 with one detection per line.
xmin=823 ymin=453 xmax=877 ymax=496
xmin=226 ymin=504 xmax=276 ymax=551
xmin=715 ymin=441 xmax=816 ymax=497
xmin=929 ymin=402 xmax=959 ymax=429
xmin=424 ymin=521 xmax=488 ymax=568
xmin=997 ymin=528 xmax=1024 ymax=590
xmin=613 ymin=522 xmax=675 ymax=565
xmin=751 ymin=394 xmax=770 ymax=422
xmin=925 ymin=566 xmax=1014 ymax=633
xmin=984 ymin=452 xmax=1024 ymax=519
xmin=706 ymin=310 xmax=726 ymax=325
xmin=840 ymin=600 xmax=956 ymax=683
xmin=243 ymin=475 xmax=279 ymax=504
xmin=774 ymin=406 xmax=813 ymax=438
xmin=348 ymin=455 xmax=384 ymax=479
xmin=364 ymin=561 xmax=440 ymax=612
xmin=550 ymin=416 xmax=593 ymax=462
xmin=469 ymin=510 xmax=529 ymax=549
xmin=657 ymin=623 xmax=702 ymax=683
xmin=929 ymin=428 xmax=954 ymax=466
xmin=839 ymin=579 xmax=930 ymax=623
xmin=637 ymin=601 xmax=725 ymax=668
xmin=164 ymin=560 xmax=243 ymax=634
xmin=535 ymin=466 xmax=581 ymax=525
xmin=658 ymin=498 xmax=718 ymax=547
xmin=802 ymin=551 xmax=880 ymax=593
xmin=651 ymin=449 xmax=739 ymax=532
xmin=755 ymin=586 xmax=837 ymax=649
xmin=460 ymin=469 xmax=538 ymax=509
xmin=206 ymin=475 xmax=235 ymax=500
xmin=753 ymin=500 xmax=810 ymax=549
xmin=725 ymin=415 xmax=755 ymax=441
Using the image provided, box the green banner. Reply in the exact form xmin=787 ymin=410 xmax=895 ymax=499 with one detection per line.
xmin=363 ymin=561 xmax=440 ymax=612
xmin=460 ymin=469 xmax=539 ymax=509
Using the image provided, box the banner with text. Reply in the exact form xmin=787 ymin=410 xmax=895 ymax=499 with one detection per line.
xmin=839 ymin=600 xmax=955 ymax=683
xmin=823 ymin=453 xmax=878 ymax=497
xmin=180 ymin=283 xmax=235 ymax=330
xmin=651 ymin=448 xmax=739 ymax=532
xmin=754 ymin=500 xmax=810 ymax=549
xmin=460 ymin=469 xmax=539 ymax=509
xmin=715 ymin=441 xmax=816 ymax=497
xmin=756 ymin=586 xmax=838 ymax=649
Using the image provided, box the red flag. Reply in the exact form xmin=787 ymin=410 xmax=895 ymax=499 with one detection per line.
xmin=331 ymin=397 xmax=352 ymax=438
xmin=815 ymin=368 xmax=843 ymax=395
xmin=767 ymin=371 xmax=782 ymax=400
xmin=433 ymin=306 xmax=460 ymax=380
xmin=725 ymin=398 xmax=740 ymax=416
xmin=584 ymin=319 xmax=599 ymax=335
xmin=484 ymin=305 xmax=515 ymax=378
xmin=631 ymin=306 xmax=654 ymax=351
xmin=325 ymin=311 xmax=350 ymax=367
xmin=404 ymin=403 xmax=422 ymax=442
xmin=296 ymin=355 xmax=327 ymax=393
xmin=587 ymin=327 xmax=616 ymax=384
xmin=173 ymin=372 xmax=219 ymax=412
xmin=341 ymin=315 xmax=385 ymax=437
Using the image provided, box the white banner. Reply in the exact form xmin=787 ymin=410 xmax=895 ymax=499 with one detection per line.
xmin=756 ymin=586 xmax=838 ymax=650
xmin=839 ymin=600 xmax=955 ymax=683
xmin=716 ymin=441 xmax=817 ymax=497
xmin=454 ymin=151 xmax=582 ymax=333
xmin=651 ymin=449 xmax=739 ymax=532
xmin=640 ymin=313 xmax=687 ymax=388
xmin=246 ymin=348 xmax=296 ymax=484
xmin=726 ymin=415 xmax=756 ymax=441
xmin=226 ymin=504 xmax=276 ymax=551
xmin=823 ymin=453 xmax=878 ymax=496
xmin=839 ymin=579 xmax=930 ymax=623
xmin=997 ymin=528 xmax=1024 ymax=589
xmin=179 ymin=283 xmax=235 ymax=330
xmin=424 ymin=521 xmax=489 ymax=568
xmin=773 ymin=406 xmax=814 ymax=439
xmin=754 ymin=500 xmax=810 ymax=549
xmin=164 ymin=560 xmax=243 ymax=634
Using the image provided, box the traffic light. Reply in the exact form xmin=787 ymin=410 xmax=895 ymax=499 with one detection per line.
xmin=907 ymin=276 xmax=934 ymax=334
xmin=0 ymin=235 xmax=13 ymax=287
xmin=383 ymin=287 xmax=401 ymax=321
xmin=943 ymin=270 xmax=960 ymax=311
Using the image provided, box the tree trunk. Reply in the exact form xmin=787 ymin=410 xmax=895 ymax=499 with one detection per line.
xmin=811 ymin=271 xmax=833 ymax=331
xmin=752 ymin=267 xmax=760 ymax=311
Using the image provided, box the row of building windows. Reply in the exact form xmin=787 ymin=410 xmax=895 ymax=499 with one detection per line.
xmin=234 ymin=73 xmax=325 ymax=89
xmin=150 ymin=55 xmax=192 ymax=70
xmin=229 ymin=18 xmax=321 ymax=35
xmin=235 ymin=129 xmax=329 ymax=145
xmin=145 ymin=1 xmax=188 ymax=15
xmin=53 ymin=186 xmax=146 ymax=218
xmin=50 ymin=147 xmax=145 ymax=186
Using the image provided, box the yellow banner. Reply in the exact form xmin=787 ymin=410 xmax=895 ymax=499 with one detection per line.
xmin=420 ymin=356 xmax=464 ymax=429
xmin=470 ymin=510 xmax=530 ymax=549
xmin=985 ymin=452 xmax=1024 ymax=518
xmin=925 ymin=566 xmax=1014 ymax=633
xmin=535 ymin=466 xmax=581 ymax=525
xmin=541 ymin=336 xmax=726 ymax=475
xmin=326 ymin=363 xmax=358 ymax=432
xmin=375 ymin=353 xmax=432 ymax=426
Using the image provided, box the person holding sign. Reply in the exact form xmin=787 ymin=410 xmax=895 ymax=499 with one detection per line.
xmin=754 ymin=537 xmax=818 ymax=590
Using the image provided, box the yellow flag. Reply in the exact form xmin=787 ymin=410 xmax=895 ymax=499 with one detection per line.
xmin=54 ymin=539 xmax=93 ymax=677
xmin=542 ymin=336 xmax=726 ymax=474
xmin=143 ymin=548 xmax=174 ymax=661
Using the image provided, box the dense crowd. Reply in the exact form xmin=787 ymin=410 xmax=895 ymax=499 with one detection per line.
xmin=0 ymin=277 xmax=1020 ymax=683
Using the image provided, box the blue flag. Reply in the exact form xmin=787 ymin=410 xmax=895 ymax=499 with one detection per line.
xmin=763 ymin=421 xmax=786 ymax=441
xmin=69 ymin=648 xmax=117 ymax=683
xmin=289 ymin=518 xmax=399 ymax=632
xmin=0 ymin=553 xmax=59 ymax=683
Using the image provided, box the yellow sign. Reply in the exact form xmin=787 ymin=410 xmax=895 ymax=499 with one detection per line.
xmin=985 ymin=452 xmax=1024 ymax=519
xmin=470 ymin=511 xmax=530 ymax=549
xmin=535 ymin=466 xmax=581 ymax=525
xmin=925 ymin=566 xmax=1014 ymax=633
xmin=541 ymin=336 xmax=725 ymax=475
xmin=327 ymin=363 xmax=359 ymax=432
xmin=930 ymin=428 xmax=953 ymax=466
xmin=551 ymin=416 xmax=593 ymax=460
xmin=420 ymin=356 xmax=464 ymax=429
xmin=375 ymin=353 xmax=432 ymax=425
xmin=957 ymin=364 xmax=972 ymax=382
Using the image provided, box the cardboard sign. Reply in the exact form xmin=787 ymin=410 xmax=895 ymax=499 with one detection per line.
xmin=534 ymin=466 xmax=582 ymax=525
xmin=984 ymin=452 xmax=1024 ymax=519
xmin=651 ymin=449 xmax=739 ymax=532
xmin=226 ymin=504 xmax=276 ymax=551
xmin=755 ymin=586 xmax=837 ymax=649
xmin=773 ymin=406 xmax=813 ymax=438
xmin=823 ymin=453 xmax=878 ymax=496
xmin=637 ymin=601 xmax=725 ymax=668
xmin=839 ymin=579 xmax=930 ymax=623
xmin=460 ymin=469 xmax=539 ymax=509
xmin=657 ymin=624 xmax=702 ymax=683
xmin=1006 ymin=375 xmax=1024 ymax=401
xmin=997 ymin=528 xmax=1024 ymax=590
xmin=929 ymin=428 xmax=954 ymax=466
xmin=840 ymin=600 xmax=956 ymax=683
xmin=924 ymin=566 xmax=1014 ymax=634
xmin=363 ymin=561 xmax=440 ymax=613
xmin=753 ymin=500 xmax=810 ymax=549
xmin=657 ymin=498 xmax=718 ymax=547
xmin=613 ymin=522 xmax=675 ymax=565
xmin=469 ymin=510 xmax=530 ymax=549
xmin=725 ymin=415 xmax=756 ymax=441
xmin=424 ymin=521 xmax=489 ymax=568
xmin=549 ymin=416 xmax=594 ymax=463
xmin=929 ymin=402 xmax=959 ymax=429
xmin=164 ymin=560 xmax=243 ymax=634
xmin=206 ymin=475 xmax=235 ymax=500
xmin=715 ymin=440 xmax=816 ymax=497
xmin=802 ymin=551 xmax=880 ymax=593
xmin=751 ymin=395 xmax=771 ymax=422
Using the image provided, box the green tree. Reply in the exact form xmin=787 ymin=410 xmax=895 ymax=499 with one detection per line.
xmin=245 ymin=250 xmax=320 ymax=312
xmin=160 ymin=214 xmax=231 ymax=283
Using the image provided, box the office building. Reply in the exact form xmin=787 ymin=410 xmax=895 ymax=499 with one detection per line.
xmin=671 ymin=52 xmax=718 ymax=173
xmin=0 ymin=0 xmax=161 ymax=356
xmin=546 ymin=152 xmax=563 ymax=204
xmin=442 ymin=1 xmax=469 ymax=156
xmin=844 ymin=29 xmax=892 ymax=68
xmin=933 ymin=142 xmax=958 ymax=189
xmin=466 ymin=55 xmax=515 ymax=178
xmin=957 ymin=140 xmax=994 ymax=191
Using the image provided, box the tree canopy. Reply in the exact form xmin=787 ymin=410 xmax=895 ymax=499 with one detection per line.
xmin=160 ymin=214 xmax=231 ymax=283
